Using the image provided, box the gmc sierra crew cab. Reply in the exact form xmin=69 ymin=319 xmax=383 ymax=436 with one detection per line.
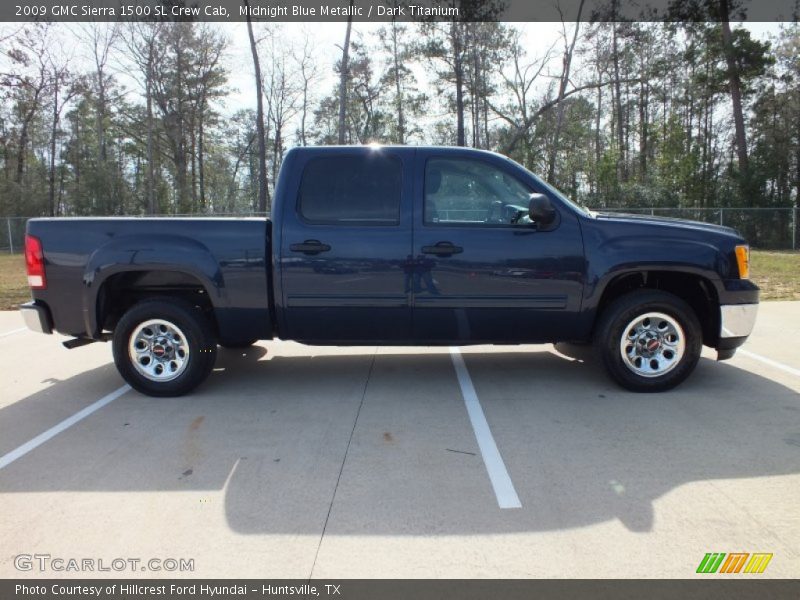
xmin=20 ymin=146 xmax=759 ymax=396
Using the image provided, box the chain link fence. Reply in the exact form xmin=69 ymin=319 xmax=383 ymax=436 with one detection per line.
xmin=2 ymin=217 xmax=27 ymax=254
xmin=1 ymin=208 xmax=798 ymax=253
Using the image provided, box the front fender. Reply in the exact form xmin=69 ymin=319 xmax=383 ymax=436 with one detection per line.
xmin=584 ymin=235 xmax=730 ymax=311
xmin=82 ymin=234 xmax=225 ymax=337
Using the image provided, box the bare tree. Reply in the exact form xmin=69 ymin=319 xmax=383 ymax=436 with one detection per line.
xmin=0 ymin=24 xmax=51 ymax=192
xmin=547 ymin=0 xmax=585 ymax=183
xmin=337 ymin=1 xmax=355 ymax=144
xmin=124 ymin=22 xmax=162 ymax=214
xmin=377 ymin=19 xmax=427 ymax=144
xmin=612 ymin=24 xmax=626 ymax=180
xmin=244 ymin=0 xmax=268 ymax=213
xmin=500 ymin=77 xmax=637 ymax=156
xmin=490 ymin=30 xmax=555 ymax=140
xmin=260 ymin=27 xmax=302 ymax=193
xmin=189 ymin=24 xmax=226 ymax=211
xmin=419 ymin=1 xmax=505 ymax=147
xmin=380 ymin=17 xmax=407 ymax=143
xmin=462 ymin=23 xmax=510 ymax=149
xmin=719 ymin=0 xmax=749 ymax=177
xmin=293 ymin=30 xmax=321 ymax=147
xmin=81 ymin=23 xmax=119 ymax=164
xmin=46 ymin=56 xmax=80 ymax=216
xmin=418 ymin=15 xmax=468 ymax=146
xmin=450 ymin=19 xmax=466 ymax=146
xmin=346 ymin=40 xmax=388 ymax=143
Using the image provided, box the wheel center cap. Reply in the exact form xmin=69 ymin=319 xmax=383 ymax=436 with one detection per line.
xmin=637 ymin=334 xmax=661 ymax=356
xmin=152 ymin=338 xmax=173 ymax=359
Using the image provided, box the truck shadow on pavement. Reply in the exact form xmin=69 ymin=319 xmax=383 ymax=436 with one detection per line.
xmin=1 ymin=345 xmax=799 ymax=537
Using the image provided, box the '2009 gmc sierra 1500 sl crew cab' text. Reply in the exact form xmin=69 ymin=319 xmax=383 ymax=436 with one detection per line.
xmin=20 ymin=146 xmax=759 ymax=396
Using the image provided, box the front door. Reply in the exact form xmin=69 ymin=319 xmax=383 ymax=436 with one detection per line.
xmin=411 ymin=151 xmax=585 ymax=343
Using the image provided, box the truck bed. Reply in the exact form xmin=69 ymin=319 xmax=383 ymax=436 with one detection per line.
xmin=26 ymin=217 xmax=273 ymax=342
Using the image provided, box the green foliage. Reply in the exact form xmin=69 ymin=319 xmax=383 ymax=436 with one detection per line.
xmin=0 ymin=19 xmax=796 ymax=251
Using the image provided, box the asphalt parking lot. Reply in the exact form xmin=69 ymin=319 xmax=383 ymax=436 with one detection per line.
xmin=0 ymin=303 xmax=798 ymax=579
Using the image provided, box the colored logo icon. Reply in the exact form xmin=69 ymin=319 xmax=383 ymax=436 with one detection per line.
xmin=696 ymin=552 xmax=773 ymax=574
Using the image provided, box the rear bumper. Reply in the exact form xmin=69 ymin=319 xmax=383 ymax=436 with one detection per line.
xmin=20 ymin=301 xmax=53 ymax=335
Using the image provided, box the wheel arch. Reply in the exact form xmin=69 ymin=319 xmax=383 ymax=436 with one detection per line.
xmin=594 ymin=269 xmax=721 ymax=347
xmin=81 ymin=234 xmax=225 ymax=338
xmin=93 ymin=269 xmax=219 ymax=339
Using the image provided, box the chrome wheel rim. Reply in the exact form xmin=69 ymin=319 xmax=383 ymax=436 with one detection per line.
xmin=128 ymin=319 xmax=190 ymax=382
xmin=619 ymin=312 xmax=685 ymax=378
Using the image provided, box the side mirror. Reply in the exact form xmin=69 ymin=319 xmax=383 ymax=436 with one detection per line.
xmin=529 ymin=193 xmax=556 ymax=226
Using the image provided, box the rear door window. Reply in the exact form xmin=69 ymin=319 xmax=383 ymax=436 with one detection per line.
xmin=298 ymin=155 xmax=402 ymax=225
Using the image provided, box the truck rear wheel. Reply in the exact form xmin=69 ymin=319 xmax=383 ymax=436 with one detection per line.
xmin=112 ymin=298 xmax=217 ymax=397
xmin=595 ymin=290 xmax=702 ymax=392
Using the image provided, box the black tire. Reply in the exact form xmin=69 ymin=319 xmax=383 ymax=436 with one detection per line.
xmin=219 ymin=339 xmax=259 ymax=349
xmin=112 ymin=298 xmax=217 ymax=397
xmin=594 ymin=290 xmax=702 ymax=392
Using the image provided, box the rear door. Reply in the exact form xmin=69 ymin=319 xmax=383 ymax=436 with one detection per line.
xmin=411 ymin=149 xmax=585 ymax=343
xmin=278 ymin=147 xmax=414 ymax=343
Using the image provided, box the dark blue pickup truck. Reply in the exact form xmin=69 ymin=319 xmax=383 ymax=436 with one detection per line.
xmin=20 ymin=146 xmax=758 ymax=396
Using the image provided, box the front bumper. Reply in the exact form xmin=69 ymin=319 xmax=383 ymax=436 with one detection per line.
xmin=720 ymin=303 xmax=758 ymax=339
xmin=20 ymin=301 xmax=53 ymax=334
xmin=716 ymin=303 xmax=758 ymax=360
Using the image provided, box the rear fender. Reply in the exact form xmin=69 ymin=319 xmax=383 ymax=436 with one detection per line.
xmin=82 ymin=235 xmax=224 ymax=337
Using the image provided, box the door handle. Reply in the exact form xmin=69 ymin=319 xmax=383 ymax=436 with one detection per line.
xmin=422 ymin=241 xmax=463 ymax=257
xmin=289 ymin=240 xmax=331 ymax=255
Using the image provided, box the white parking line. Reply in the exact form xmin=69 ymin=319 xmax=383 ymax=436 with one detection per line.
xmin=0 ymin=384 xmax=131 ymax=471
xmin=738 ymin=349 xmax=800 ymax=378
xmin=450 ymin=348 xmax=522 ymax=509
xmin=0 ymin=327 xmax=26 ymax=338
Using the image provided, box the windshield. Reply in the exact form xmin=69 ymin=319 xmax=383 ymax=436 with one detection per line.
xmin=527 ymin=171 xmax=594 ymax=218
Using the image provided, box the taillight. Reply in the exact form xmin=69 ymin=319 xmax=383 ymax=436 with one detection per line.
xmin=24 ymin=234 xmax=46 ymax=289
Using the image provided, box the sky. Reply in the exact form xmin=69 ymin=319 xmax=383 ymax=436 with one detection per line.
xmin=216 ymin=21 xmax=785 ymax=119
xmin=0 ymin=20 xmax=786 ymax=132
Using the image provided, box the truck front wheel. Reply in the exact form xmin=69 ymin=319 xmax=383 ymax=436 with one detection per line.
xmin=595 ymin=290 xmax=702 ymax=392
xmin=112 ymin=298 xmax=217 ymax=397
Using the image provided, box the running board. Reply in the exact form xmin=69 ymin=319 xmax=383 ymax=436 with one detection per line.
xmin=62 ymin=333 xmax=112 ymax=349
